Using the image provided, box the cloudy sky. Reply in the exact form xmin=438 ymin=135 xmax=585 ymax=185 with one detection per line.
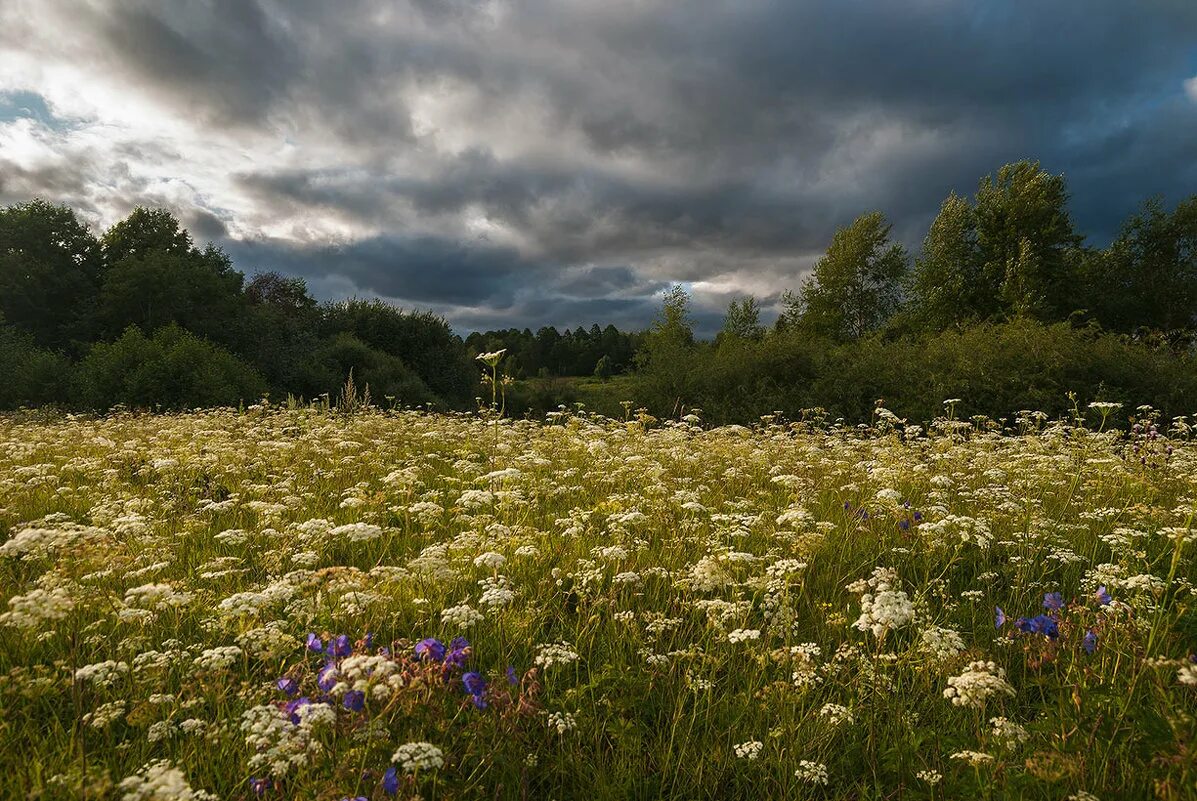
xmin=2 ymin=0 xmax=1196 ymax=334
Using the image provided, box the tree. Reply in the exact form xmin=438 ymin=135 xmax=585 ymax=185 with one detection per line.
xmin=593 ymin=354 xmax=614 ymax=381
xmin=1080 ymin=196 xmax=1197 ymax=333
xmin=718 ymin=296 xmax=765 ymax=344
xmin=96 ymin=243 xmax=247 ymax=349
xmin=634 ymin=284 xmax=697 ymax=413
xmin=0 ymin=199 xmax=102 ymax=348
xmin=973 ymin=160 xmax=1082 ymax=320
xmin=796 ymin=212 xmax=908 ymax=340
xmin=907 ymin=192 xmax=978 ymax=330
xmin=100 ymin=207 xmax=194 ymax=266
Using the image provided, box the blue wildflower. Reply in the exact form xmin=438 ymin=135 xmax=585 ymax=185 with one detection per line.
xmin=285 ymin=696 xmax=311 ymax=724
xmin=305 ymin=632 xmax=323 ymax=652
xmin=415 ymin=637 xmax=446 ymax=662
xmin=913 ymin=511 xmax=923 ymax=522
xmin=317 ymin=663 xmax=338 ymax=693
xmin=1094 ymin=585 xmax=1112 ymax=606
xmin=250 ymin=777 xmax=272 ymax=796
xmin=898 ymin=519 xmax=910 ymax=531
xmin=328 ymin=634 xmax=352 ymax=658
xmin=1043 ymin=592 xmax=1064 ymax=611
xmin=382 ymin=766 xmax=399 ymax=796
xmin=275 ymin=677 xmax=299 ymax=696
xmin=364 ymin=632 xmax=374 ymax=649
xmin=1083 ymin=630 xmax=1098 ymax=655
xmin=342 ymin=689 xmax=365 ymax=712
xmin=995 ymin=606 xmax=1006 ymax=628
xmin=445 ymin=637 xmax=471 ymax=669
xmin=1015 ymin=614 xmax=1059 ymax=639
xmin=506 ymin=666 xmax=519 ymax=685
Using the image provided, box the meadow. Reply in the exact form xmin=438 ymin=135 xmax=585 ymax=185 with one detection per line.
xmin=1 ymin=401 xmax=1196 ymax=800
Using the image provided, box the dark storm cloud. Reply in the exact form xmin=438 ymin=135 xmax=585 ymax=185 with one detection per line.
xmin=4 ymin=0 xmax=1197 ymax=333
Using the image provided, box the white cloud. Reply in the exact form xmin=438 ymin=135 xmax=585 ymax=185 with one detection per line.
xmin=1185 ymin=76 xmax=1197 ymax=103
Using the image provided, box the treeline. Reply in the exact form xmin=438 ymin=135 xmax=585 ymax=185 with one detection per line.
xmin=464 ymin=325 xmax=641 ymax=379
xmin=0 ymin=202 xmax=479 ymax=409
xmin=633 ymin=160 xmax=1197 ymax=424
xmin=4 ymin=159 xmax=1196 ymax=423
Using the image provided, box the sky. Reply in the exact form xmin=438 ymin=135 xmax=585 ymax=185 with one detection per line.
xmin=1 ymin=0 xmax=1196 ymax=335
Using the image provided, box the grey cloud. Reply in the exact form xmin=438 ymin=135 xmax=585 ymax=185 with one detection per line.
xmin=3 ymin=0 xmax=1196 ymax=332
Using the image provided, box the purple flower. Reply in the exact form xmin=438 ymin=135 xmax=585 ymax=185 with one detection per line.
xmin=912 ymin=511 xmax=923 ymax=522
xmin=364 ymin=632 xmax=374 ymax=650
xmin=250 ymin=777 xmax=272 ymax=796
xmin=506 ymin=666 xmax=519 ymax=685
xmin=1043 ymin=592 xmax=1064 ymax=611
xmin=275 ymin=677 xmax=299 ymax=696
xmin=317 ymin=663 xmax=339 ymax=693
xmin=898 ymin=519 xmax=910 ymax=531
xmin=1094 ymin=585 xmax=1112 ymax=606
xmin=1083 ymin=630 xmax=1098 ymax=655
xmin=415 ymin=637 xmax=446 ymax=662
xmin=285 ymin=696 xmax=311 ymax=724
xmin=327 ymin=634 xmax=352 ymax=658
xmin=382 ymin=766 xmax=399 ymax=796
xmin=342 ymin=689 xmax=365 ymax=712
xmin=463 ymin=671 xmax=486 ymax=695
xmin=445 ymin=637 xmax=471 ymax=669
xmin=340 ymin=797 xmax=368 ymax=801
xmin=995 ymin=606 xmax=1006 ymax=629
xmin=1015 ymin=614 xmax=1059 ymax=639
xmin=306 ymin=633 xmax=323 ymax=652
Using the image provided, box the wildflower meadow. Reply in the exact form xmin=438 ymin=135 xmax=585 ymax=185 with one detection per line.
xmin=2 ymin=399 xmax=1196 ymax=800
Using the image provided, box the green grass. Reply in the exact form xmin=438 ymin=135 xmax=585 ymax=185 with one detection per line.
xmin=0 ymin=404 xmax=1195 ymax=800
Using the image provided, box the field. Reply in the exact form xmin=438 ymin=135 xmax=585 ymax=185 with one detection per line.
xmin=1 ymin=404 xmax=1196 ymax=800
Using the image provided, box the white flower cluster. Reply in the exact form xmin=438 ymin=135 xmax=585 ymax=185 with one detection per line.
xmin=241 ymin=702 xmax=332 ymax=778
xmin=850 ymin=568 xmax=915 ymax=638
xmin=794 ymin=760 xmax=829 ymax=785
xmin=819 ymin=703 xmax=854 ymax=726
xmin=75 ymin=660 xmax=129 ymax=687
xmin=944 ymin=661 xmax=1015 ymax=708
xmin=477 ymin=575 xmax=515 ymax=608
xmin=392 ymin=741 xmax=445 ymax=772
xmin=193 ymin=646 xmax=242 ymax=672
xmin=727 ymin=628 xmax=761 ymax=644
xmin=950 ymin=750 xmax=994 ymax=765
xmin=123 ymin=583 xmax=194 ymax=611
xmin=331 ymin=522 xmax=384 ymax=542
xmin=118 ymin=760 xmax=217 ymax=801
xmin=339 ymin=654 xmax=405 ymax=701
xmin=989 ymin=716 xmax=1029 ymax=745
xmin=534 ymin=641 xmax=580 ymax=668
xmin=440 ymin=603 xmax=484 ymax=629
xmin=915 ymin=769 xmax=942 ymax=785
xmin=733 ymin=740 xmax=763 ymax=759
xmin=689 ymin=555 xmax=729 ymax=592
xmin=1178 ymin=663 xmax=1197 ymax=686
xmin=919 ymin=625 xmax=966 ymax=662
xmin=920 ymin=515 xmax=992 ymax=548
xmin=0 ymin=522 xmax=109 ymax=560
xmin=1 ymin=585 xmax=75 ymax=628
xmin=83 ymin=700 xmax=127 ymax=729
xmin=546 ymin=710 xmax=578 ymax=734
xmin=473 ymin=551 xmax=506 ymax=569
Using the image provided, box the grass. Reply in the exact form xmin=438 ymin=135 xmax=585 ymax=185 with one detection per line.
xmin=0 ymin=402 xmax=1195 ymax=800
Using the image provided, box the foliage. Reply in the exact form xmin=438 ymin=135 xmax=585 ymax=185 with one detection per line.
xmin=792 ymin=212 xmax=908 ymax=340
xmin=75 ymin=324 xmax=265 ymax=409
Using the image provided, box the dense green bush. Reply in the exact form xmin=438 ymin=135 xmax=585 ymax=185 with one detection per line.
xmin=0 ymin=324 xmax=74 ymax=408
xmin=636 ymin=319 xmax=1197 ymax=426
xmin=75 ymin=324 xmax=265 ymax=410
xmin=298 ymin=332 xmax=440 ymax=408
